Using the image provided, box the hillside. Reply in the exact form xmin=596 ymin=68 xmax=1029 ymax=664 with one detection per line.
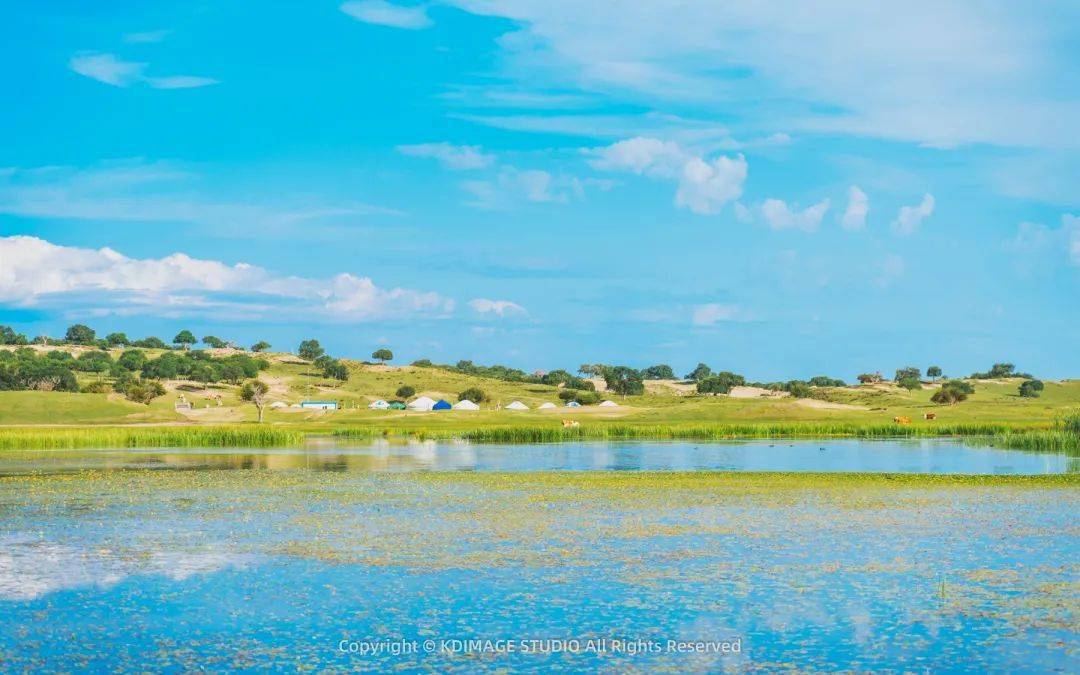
xmin=1 ymin=344 xmax=1077 ymax=429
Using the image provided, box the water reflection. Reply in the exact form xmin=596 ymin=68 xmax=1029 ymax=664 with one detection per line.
xmin=0 ymin=438 xmax=1073 ymax=475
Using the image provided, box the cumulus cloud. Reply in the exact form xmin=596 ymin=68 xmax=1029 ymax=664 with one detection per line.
xmin=340 ymin=0 xmax=432 ymax=29
xmin=468 ymin=298 xmax=528 ymax=317
xmin=891 ymin=194 xmax=935 ymax=235
xmin=462 ymin=166 xmax=584 ymax=209
xmin=589 ymin=137 xmax=746 ymax=214
xmin=1005 ymin=214 xmax=1080 ymax=266
xmin=840 ymin=186 xmax=869 ymax=231
xmin=69 ymin=52 xmax=217 ymax=89
xmin=397 ymin=142 xmax=495 ymax=169
xmin=0 ymin=235 xmax=452 ymax=321
xmin=761 ymin=198 xmax=830 ymax=232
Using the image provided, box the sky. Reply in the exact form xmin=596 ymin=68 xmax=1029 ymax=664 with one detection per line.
xmin=1 ymin=1 xmax=1078 ymax=380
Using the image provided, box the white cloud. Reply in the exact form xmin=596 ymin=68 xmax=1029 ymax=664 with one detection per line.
xmin=442 ymin=1 xmax=1080 ymax=149
xmin=691 ymin=303 xmax=743 ymax=326
xmin=468 ymin=298 xmax=528 ymax=317
xmin=0 ymin=161 xmax=396 ymax=231
xmin=69 ymin=52 xmax=217 ymax=89
xmin=0 ymin=235 xmax=452 ymax=321
xmin=840 ymin=186 xmax=869 ymax=231
xmin=1005 ymin=214 xmax=1080 ymax=266
xmin=340 ymin=1 xmax=432 ymax=29
xmin=397 ymin=142 xmax=495 ymax=169
xmin=760 ymin=198 xmax=830 ymax=232
xmin=589 ymin=137 xmax=746 ymax=214
xmin=462 ymin=166 xmax=584 ymax=209
xmin=891 ymin=194 xmax=935 ymax=235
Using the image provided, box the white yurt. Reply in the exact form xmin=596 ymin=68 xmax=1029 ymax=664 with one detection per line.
xmin=453 ymin=399 xmax=480 ymax=411
xmin=368 ymin=399 xmax=389 ymax=410
xmin=505 ymin=400 xmax=529 ymax=410
xmin=270 ymin=401 xmax=288 ymax=409
xmin=599 ymin=400 xmax=618 ymax=407
xmin=407 ymin=396 xmax=436 ymax=411
xmin=565 ymin=401 xmax=581 ymax=407
xmin=538 ymin=402 xmax=557 ymax=409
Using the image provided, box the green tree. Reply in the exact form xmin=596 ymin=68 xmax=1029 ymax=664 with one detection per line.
xmin=65 ymin=324 xmax=96 ymax=345
xmin=133 ymin=336 xmax=167 ymax=349
xmin=894 ymin=366 xmax=921 ymax=382
xmin=240 ymin=379 xmax=270 ymax=423
xmin=697 ymin=371 xmax=746 ymax=395
xmin=251 ymin=341 xmax=271 ymax=352
xmin=396 ymin=385 xmax=415 ymax=398
xmin=604 ymin=366 xmax=644 ymax=396
xmin=116 ymin=349 xmax=148 ymax=372
xmin=371 ymin=348 xmax=393 ymax=364
xmin=298 ymin=339 xmax=325 ymax=361
xmin=857 ymin=372 xmax=883 ymax=384
xmin=104 ymin=332 xmax=129 ymax=347
xmin=202 ymin=335 xmax=228 ymax=349
xmin=173 ymin=330 xmax=197 ymax=349
xmin=458 ymin=387 xmax=487 ymax=403
xmin=898 ymin=376 xmax=922 ymax=391
xmin=322 ymin=360 xmax=349 ymax=381
xmin=926 ymin=365 xmax=942 ymax=380
xmin=0 ymin=325 xmax=29 ymax=345
xmin=1018 ymin=379 xmax=1045 ymax=398
xmin=931 ymin=380 xmax=974 ymax=404
xmin=685 ymin=363 xmax=712 ymax=382
xmin=642 ymin=364 xmax=676 ymax=380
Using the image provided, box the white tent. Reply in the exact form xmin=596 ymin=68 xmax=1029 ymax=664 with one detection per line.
xmin=368 ymin=399 xmax=389 ymax=410
xmin=538 ymin=402 xmax=556 ymax=409
xmin=453 ymin=399 xmax=480 ymax=410
xmin=270 ymin=401 xmax=288 ymax=409
xmin=565 ymin=401 xmax=581 ymax=407
xmin=407 ymin=396 xmax=436 ymax=411
xmin=599 ymin=400 xmax=618 ymax=407
xmin=505 ymin=400 xmax=529 ymax=410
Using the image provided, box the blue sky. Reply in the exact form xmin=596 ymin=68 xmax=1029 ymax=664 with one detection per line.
xmin=1 ymin=1 xmax=1077 ymax=380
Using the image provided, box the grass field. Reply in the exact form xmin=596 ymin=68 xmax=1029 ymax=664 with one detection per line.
xmin=1 ymin=348 xmax=1078 ymax=447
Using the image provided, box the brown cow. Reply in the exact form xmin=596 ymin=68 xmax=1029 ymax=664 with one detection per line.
xmin=893 ymin=416 xmax=911 ymax=425
xmin=562 ymin=419 xmax=580 ymax=428
xmin=924 ymin=412 xmax=937 ymax=420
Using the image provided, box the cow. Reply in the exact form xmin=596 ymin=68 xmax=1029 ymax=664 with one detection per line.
xmin=893 ymin=416 xmax=911 ymax=425
xmin=924 ymin=412 xmax=937 ymax=420
xmin=562 ymin=419 xmax=580 ymax=428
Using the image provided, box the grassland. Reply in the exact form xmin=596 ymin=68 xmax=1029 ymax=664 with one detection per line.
xmin=1 ymin=346 xmax=1078 ymax=448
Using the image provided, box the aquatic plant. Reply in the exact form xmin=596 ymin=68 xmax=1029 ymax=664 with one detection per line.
xmin=0 ymin=426 xmax=305 ymax=450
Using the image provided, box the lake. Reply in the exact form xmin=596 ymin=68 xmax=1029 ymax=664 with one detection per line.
xmin=0 ymin=439 xmax=1076 ymax=671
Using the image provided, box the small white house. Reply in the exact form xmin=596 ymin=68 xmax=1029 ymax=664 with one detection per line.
xmin=453 ymin=399 xmax=480 ymax=411
xmin=368 ymin=399 xmax=389 ymax=410
xmin=301 ymin=400 xmax=338 ymax=410
xmin=505 ymin=400 xmax=529 ymax=410
xmin=538 ymin=402 xmax=557 ymax=409
xmin=599 ymin=400 xmax=618 ymax=407
xmin=407 ymin=396 xmax=436 ymax=411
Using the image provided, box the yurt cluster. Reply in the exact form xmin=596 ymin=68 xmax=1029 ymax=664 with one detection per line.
xmin=366 ymin=396 xmax=621 ymax=412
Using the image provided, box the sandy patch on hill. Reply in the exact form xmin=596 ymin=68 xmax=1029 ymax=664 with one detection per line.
xmin=644 ymin=380 xmax=696 ymax=395
xmin=728 ymin=386 xmax=790 ymax=399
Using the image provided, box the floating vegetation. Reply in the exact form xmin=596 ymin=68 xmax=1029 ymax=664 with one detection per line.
xmin=0 ymin=426 xmax=305 ymax=450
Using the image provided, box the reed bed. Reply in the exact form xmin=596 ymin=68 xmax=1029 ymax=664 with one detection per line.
xmin=333 ymin=422 xmax=1050 ymax=444
xmin=0 ymin=426 xmax=306 ymax=450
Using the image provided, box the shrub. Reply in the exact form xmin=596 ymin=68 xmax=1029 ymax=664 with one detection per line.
xmin=808 ymin=375 xmax=845 ymax=387
xmin=396 ymin=385 xmax=415 ymax=398
xmin=80 ymin=381 xmax=112 ymax=394
xmin=124 ymin=380 xmax=166 ymax=405
xmin=697 ymin=371 xmax=746 ymax=395
xmin=458 ymin=387 xmax=487 ymax=403
xmin=931 ymin=380 xmax=973 ymax=405
xmin=1018 ymin=379 xmax=1045 ymax=398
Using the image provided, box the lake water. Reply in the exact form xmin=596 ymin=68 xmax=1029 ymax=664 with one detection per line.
xmin=0 ymin=440 xmax=1076 ymax=671
xmin=0 ymin=437 xmax=1074 ymax=475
